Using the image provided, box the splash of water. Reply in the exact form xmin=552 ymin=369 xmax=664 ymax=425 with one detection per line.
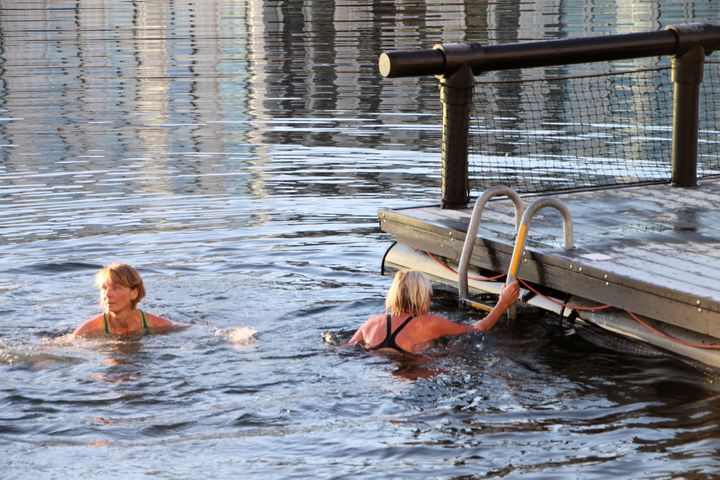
xmin=216 ymin=327 xmax=257 ymax=346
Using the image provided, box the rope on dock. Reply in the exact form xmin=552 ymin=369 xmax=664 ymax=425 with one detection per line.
xmin=428 ymin=250 xmax=720 ymax=350
xmin=518 ymin=279 xmax=611 ymax=312
xmin=524 ymin=280 xmax=720 ymax=350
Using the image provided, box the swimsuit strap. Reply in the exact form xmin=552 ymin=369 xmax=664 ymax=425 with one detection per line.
xmin=103 ymin=312 xmax=110 ymax=334
xmin=139 ymin=309 xmax=149 ymax=331
xmin=384 ymin=312 xmax=393 ymax=339
xmin=387 ymin=313 xmax=415 ymax=344
xmin=369 ymin=313 xmax=415 ymax=354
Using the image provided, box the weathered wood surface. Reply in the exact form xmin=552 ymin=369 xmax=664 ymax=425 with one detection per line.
xmin=379 ymin=178 xmax=720 ymax=338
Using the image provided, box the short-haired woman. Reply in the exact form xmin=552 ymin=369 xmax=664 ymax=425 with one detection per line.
xmin=348 ymin=270 xmax=519 ymax=354
xmin=74 ymin=263 xmax=177 ymax=337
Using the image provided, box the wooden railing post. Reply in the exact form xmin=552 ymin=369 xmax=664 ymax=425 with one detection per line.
xmin=438 ymin=63 xmax=474 ymax=209
xmin=671 ymin=44 xmax=705 ymax=187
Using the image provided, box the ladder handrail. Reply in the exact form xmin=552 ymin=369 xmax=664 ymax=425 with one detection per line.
xmin=506 ymin=198 xmax=574 ymax=320
xmin=458 ymin=187 xmax=524 ymax=302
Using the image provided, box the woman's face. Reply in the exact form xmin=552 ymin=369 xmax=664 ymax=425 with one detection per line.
xmin=100 ymin=279 xmax=138 ymax=313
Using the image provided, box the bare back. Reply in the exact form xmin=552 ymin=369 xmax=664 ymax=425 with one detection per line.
xmin=351 ymin=312 xmax=473 ymax=354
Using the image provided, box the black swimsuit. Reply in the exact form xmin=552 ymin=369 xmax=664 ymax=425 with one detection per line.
xmin=369 ymin=313 xmax=415 ymax=354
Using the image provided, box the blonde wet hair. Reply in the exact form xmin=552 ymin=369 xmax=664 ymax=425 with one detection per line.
xmin=385 ymin=269 xmax=432 ymax=317
xmin=95 ymin=263 xmax=146 ymax=309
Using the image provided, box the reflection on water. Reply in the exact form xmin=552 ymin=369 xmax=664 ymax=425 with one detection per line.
xmin=3 ymin=1 xmax=720 ymax=478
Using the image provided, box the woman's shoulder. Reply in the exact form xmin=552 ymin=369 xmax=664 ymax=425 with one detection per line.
xmin=140 ymin=310 xmax=176 ymax=330
xmin=419 ymin=313 xmax=471 ymax=335
xmin=419 ymin=313 xmax=453 ymax=324
xmin=73 ymin=314 xmax=105 ymax=336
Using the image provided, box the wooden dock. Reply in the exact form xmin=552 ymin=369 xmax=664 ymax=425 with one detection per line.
xmin=379 ymin=178 xmax=720 ymax=344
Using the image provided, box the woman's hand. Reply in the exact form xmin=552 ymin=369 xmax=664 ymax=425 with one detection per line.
xmin=498 ymin=280 xmax=520 ymax=309
xmin=472 ymin=280 xmax=520 ymax=332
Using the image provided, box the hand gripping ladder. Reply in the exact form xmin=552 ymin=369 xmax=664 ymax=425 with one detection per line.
xmin=457 ymin=187 xmax=525 ymax=307
xmin=506 ymin=198 xmax=574 ymax=320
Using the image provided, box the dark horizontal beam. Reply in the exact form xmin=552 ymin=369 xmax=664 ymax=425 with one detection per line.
xmin=379 ymin=23 xmax=720 ymax=78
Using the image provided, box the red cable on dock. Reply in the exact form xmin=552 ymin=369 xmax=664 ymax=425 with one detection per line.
xmin=625 ymin=310 xmax=720 ymax=350
xmin=426 ymin=251 xmax=720 ymax=350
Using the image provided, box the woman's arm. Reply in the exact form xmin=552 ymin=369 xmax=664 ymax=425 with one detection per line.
xmin=347 ymin=327 xmax=365 ymax=346
xmin=339 ymin=326 xmax=369 ymax=349
xmin=472 ymin=281 xmax=520 ymax=332
xmin=342 ymin=315 xmax=384 ymax=348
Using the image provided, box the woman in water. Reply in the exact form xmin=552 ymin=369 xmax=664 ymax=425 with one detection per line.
xmin=74 ymin=263 xmax=177 ymax=337
xmin=348 ymin=269 xmax=520 ymax=354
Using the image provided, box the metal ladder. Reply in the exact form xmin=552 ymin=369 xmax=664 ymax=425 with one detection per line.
xmin=458 ymin=190 xmax=574 ymax=319
xmin=457 ymin=187 xmax=524 ymax=306
xmin=505 ymin=198 xmax=574 ymax=319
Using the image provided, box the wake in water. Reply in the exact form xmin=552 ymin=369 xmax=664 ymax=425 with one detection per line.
xmin=0 ymin=336 xmax=85 ymax=369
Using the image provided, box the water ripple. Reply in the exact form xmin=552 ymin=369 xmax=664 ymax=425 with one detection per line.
xmin=4 ymin=0 xmax=720 ymax=478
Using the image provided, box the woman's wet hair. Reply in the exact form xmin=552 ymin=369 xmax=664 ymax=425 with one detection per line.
xmin=385 ymin=269 xmax=433 ymax=317
xmin=95 ymin=263 xmax=146 ymax=308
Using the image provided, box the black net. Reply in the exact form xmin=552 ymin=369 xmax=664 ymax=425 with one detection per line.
xmin=469 ymin=62 xmax=720 ymax=194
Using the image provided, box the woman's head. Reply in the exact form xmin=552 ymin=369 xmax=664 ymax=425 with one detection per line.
xmin=385 ymin=269 xmax=433 ymax=316
xmin=95 ymin=263 xmax=146 ymax=309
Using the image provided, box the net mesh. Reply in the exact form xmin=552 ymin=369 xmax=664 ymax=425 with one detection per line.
xmin=468 ymin=62 xmax=720 ymax=194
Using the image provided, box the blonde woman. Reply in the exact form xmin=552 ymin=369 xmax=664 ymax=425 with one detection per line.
xmin=349 ymin=270 xmax=519 ymax=354
xmin=74 ymin=263 xmax=177 ymax=337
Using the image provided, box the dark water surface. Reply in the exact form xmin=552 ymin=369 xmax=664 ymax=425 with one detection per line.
xmin=2 ymin=1 xmax=720 ymax=478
